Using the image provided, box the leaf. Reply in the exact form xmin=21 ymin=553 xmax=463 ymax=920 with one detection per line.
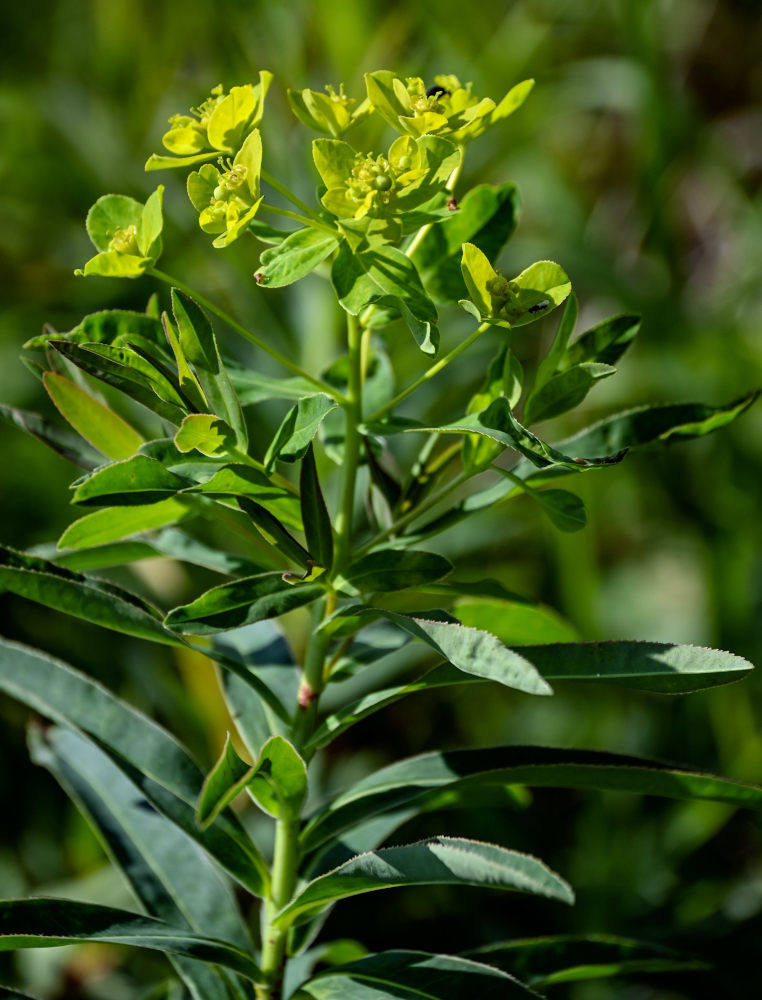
xmin=0 ymin=637 xmax=269 ymax=897
xmin=25 ymin=307 xmax=167 ymax=352
xmin=468 ymin=934 xmax=707 ymax=989
xmin=58 ymin=497 xmax=195 ymax=549
xmin=72 ymin=455 xmax=189 ymax=506
xmin=165 ymin=572 xmax=323 ymax=635
xmin=175 ymin=414 xmax=238 ymax=458
xmin=524 ymin=363 xmax=616 ymax=425
xmin=0 ymin=898 xmax=263 ymax=982
xmin=297 ymin=950 xmax=544 ymax=999
xmin=562 ymin=314 xmax=641 ymax=369
xmin=187 ymin=464 xmax=301 ymax=528
xmin=227 ymin=367 xmax=318 ymax=405
xmin=276 ymin=836 xmax=573 ymax=928
xmin=301 ymin=744 xmax=762 ymax=855
xmin=337 ymin=550 xmax=452 ymax=594
xmin=30 ymin=725 xmax=252 ymax=999
xmin=198 ymin=734 xmax=307 ymax=827
xmin=0 ymin=403 xmax=101 ymax=469
xmin=49 ymin=340 xmax=188 ymax=425
xmin=86 ymin=194 xmax=143 ymax=252
xmin=0 ymin=543 xmax=179 ymax=645
xmin=522 ymin=486 xmax=588 ymax=532
xmin=237 ymin=497 xmax=313 ymax=568
xmin=257 ymin=228 xmax=340 ymax=287
xmin=332 ymin=606 xmax=552 ymax=696
xmin=43 ymin=372 xmax=144 ymax=459
xmin=265 ymin=394 xmax=338 ymax=468
xmin=300 ymin=445 xmax=334 ymax=569
xmin=533 ymin=293 xmax=578 ymax=392
xmin=456 ymin=600 xmax=579 ymax=645
xmin=410 ymin=183 xmax=520 ymax=303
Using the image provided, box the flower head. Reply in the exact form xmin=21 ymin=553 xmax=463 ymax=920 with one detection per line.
xmin=313 ymin=134 xmax=460 ymax=222
xmin=75 ymin=187 xmax=164 ymax=278
xmin=287 ymin=83 xmax=373 ymax=138
xmin=145 ymin=73 xmax=272 ymax=171
xmin=186 ymin=130 xmax=263 ymax=247
xmin=365 ymin=71 xmax=534 ymax=144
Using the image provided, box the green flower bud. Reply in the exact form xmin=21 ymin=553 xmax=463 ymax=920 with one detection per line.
xmin=108 ymin=224 xmax=139 ymax=256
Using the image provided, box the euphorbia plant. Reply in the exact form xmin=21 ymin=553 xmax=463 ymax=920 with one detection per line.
xmin=0 ymin=69 xmax=760 ymax=1000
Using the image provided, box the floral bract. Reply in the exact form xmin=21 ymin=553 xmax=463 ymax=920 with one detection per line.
xmin=287 ymin=83 xmax=372 ymax=137
xmin=75 ymin=186 xmax=164 ymax=278
xmin=365 ymin=71 xmax=534 ymax=143
xmin=313 ymin=134 xmax=460 ymax=221
xmin=186 ymin=130 xmax=263 ymax=248
xmin=145 ymin=72 xmax=272 ymax=171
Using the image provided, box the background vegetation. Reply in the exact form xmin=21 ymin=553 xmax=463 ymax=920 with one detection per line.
xmin=1 ymin=1 xmax=761 ymax=997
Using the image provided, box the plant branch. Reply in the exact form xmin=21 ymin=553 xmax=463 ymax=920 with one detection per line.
xmin=331 ymin=312 xmax=363 ymax=575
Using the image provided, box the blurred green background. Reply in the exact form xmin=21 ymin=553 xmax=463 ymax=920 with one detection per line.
xmin=1 ymin=0 xmax=762 ymax=997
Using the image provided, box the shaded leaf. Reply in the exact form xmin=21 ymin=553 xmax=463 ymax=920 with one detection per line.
xmin=562 ymin=314 xmax=641 ymax=369
xmin=0 ymin=403 xmax=101 ymax=469
xmin=265 ymin=394 xmax=339 ymax=468
xmin=523 ymin=364 xmax=616 ymax=426
xmin=43 ymin=372 xmax=143 ymax=459
xmin=337 ymin=550 xmax=452 ymax=594
xmin=300 ymin=445 xmax=334 ymax=569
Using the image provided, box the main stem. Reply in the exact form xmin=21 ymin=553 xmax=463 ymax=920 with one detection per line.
xmin=332 ymin=312 xmax=363 ymax=575
xmin=257 ymin=814 xmax=300 ymax=1000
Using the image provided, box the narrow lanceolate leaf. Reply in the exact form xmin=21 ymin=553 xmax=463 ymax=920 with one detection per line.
xmin=58 ymin=497 xmax=196 ymax=550
xmin=297 ymin=950 xmax=544 ymax=1000
xmin=198 ymin=734 xmax=307 ymax=827
xmin=300 ymin=445 xmax=334 ymax=569
xmin=0 ymin=544 xmax=179 ymax=645
xmin=332 ymin=606 xmax=552 ymax=696
xmin=31 ymin=725 xmax=252 ymax=1000
xmin=257 ymin=228 xmax=340 ymax=287
xmin=0 ymin=899 xmax=263 ymax=982
xmin=337 ymin=550 xmax=452 ymax=594
xmin=238 ymin=497 xmax=313 ymax=568
xmin=561 ymin=313 xmax=641 ymax=369
xmin=468 ymin=934 xmax=707 ymax=989
xmin=518 ymin=485 xmax=588 ymax=533
xmin=265 ymin=394 xmax=339 ymax=468
xmin=43 ymin=372 xmax=144 ymax=459
xmin=188 ymin=464 xmax=302 ymax=530
xmin=276 ymin=837 xmax=573 ymax=928
xmin=165 ymin=572 xmax=323 ymax=635
xmin=0 ymin=638 xmax=269 ymax=897
xmin=301 ymin=745 xmax=762 ymax=854
xmin=72 ymin=454 xmax=189 ymax=506
xmin=0 ymin=403 xmax=101 ymax=469
xmin=523 ymin=363 xmax=616 ymax=425
xmin=455 ymin=599 xmax=579 ymax=646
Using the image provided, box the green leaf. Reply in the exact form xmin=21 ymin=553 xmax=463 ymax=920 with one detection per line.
xmin=43 ymin=372 xmax=144 ymax=460
xmin=0 ymin=544 xmax=179 ymax=645
xmin=300 ymin=445 xmax=334 ymax=569
xmin=277 ymin=836 xmax=573 ymax=928
xmin=165 ymin=572 xmax=323 ymax=635
xmin=175 ymin=414 xmax=238 ymax=458
xmin=533 ymin=293 xmax=578 ymax=392
xmin=227 ymin=367 xmax=318 ymax=405
xmin=330 ymin=606 xmax=552 ymax=696
xmin=410 ymin=183 xmax=520 ymax=303
xmin=198 ymin=734 xmax=307 ymax=827
xmin=265 ymin=394 xmax=338 ymax=468
xmin=0 ymin=637 xmax=269 ymax=896
xmin=58 ymin=497 xmax=195 ymax=549
xmin=24 ymin=308 xmax=167 ymax=352
xmin=238 ymin=497 xmax=313 ymax=568
xmin=523 ymin=363 xmax=616 ymax=425
xmin=172 ymin=291 xmax=248 ymax=448
xmin=0 ymin=898 xmax=263 ymax=982
xmin=72 ymin=455 xmax=189 ymax=506
xmin=30 ymin=725 xmax=252 ymax=1000
xmin=301 ymin=745 xmax=762 ymax=854
xmin=337 ymin=550 xmax=452 ymax=594
xmin=456 ymin=599 xmax=579 ymax=645
xmin=562 ymin=314 xmax=641 ymax=369
xmin=188 ymin=464 xmax=302 ymax=529
xmin=138 ymin=185 xmax=165 ymax=259
xmin=468 ymin=934 xmax=707 ymax=989
xmin=0 ymin=403 xmax=101 ymax=469
xmin=257 ymin=228 xmax=340 ymax=287
xmin=297 ymin=950 xmax=544 ymax=999
xmin=518 ymin=485 xmax=588 ymax=532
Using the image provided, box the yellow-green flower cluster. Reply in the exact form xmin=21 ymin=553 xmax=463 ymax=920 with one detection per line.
xmin=365 ymin=71 xmax=534 ymax=144
xmin=75 ymin=187 xmax=164 ymax=278
xmin=186 ymin=132 xmax=263 ymax=248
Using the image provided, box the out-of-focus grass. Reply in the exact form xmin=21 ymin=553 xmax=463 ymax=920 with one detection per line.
xmin=1 ymin=1 xmax=761 ymax=997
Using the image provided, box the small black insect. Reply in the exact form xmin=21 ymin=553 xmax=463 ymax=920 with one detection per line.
xmin=528 ymin=300 xmax=550 ymax=314
xmin=426 ymin=84 xmax=450 ymax=98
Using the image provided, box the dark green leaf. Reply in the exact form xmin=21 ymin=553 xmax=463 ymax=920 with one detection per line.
xmin=300 ymin=445 xmax=334 ymax=569
xmin=338 ymin=550 xmax=452 ymax=594
xmin=0 ymin=898 xmax=263 ymax=982
xmin=24 ymin=309 xmax=167 ymax=353
xmin=277 ymin=837 xmax=573 ymax=928
xmin=227 ymin=367 xmax=318 ymax=405
xmin=237 ymin=497 xmax=313 ymax=568
xmin=72 ymin=454 xmax=189 ymax=506
xmin=188 ymin=464 xmax=302 ymax=529
xmin=562 ymin=314 xmax=641 ymax=369
xmin=523 ymin=364 xmax=616 ymax=425
xmin=0 ymin=637 xmax=269 ymax=896
xmin=0 ymin=403 xmax=101 ymax=469
xmin=302 ymin=744 xmax=762 ymax=854
xmin=265 ymin=394 xmax=338 ymax=468
xmin=165 ymin=572 xmax=323 ymax=635
xmin=257 ymin=228 xmax=339 ymax=287
xmin=297 ymin=950 xmax=544 ymax=999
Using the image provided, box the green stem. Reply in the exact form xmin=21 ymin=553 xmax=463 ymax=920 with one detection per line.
xmin=148 ymin=268 xmax=345 ymax=402
xmin=259 ymin=202 xmax=339 ymax=238
xmin=257 ymin=815 xmax=300 ymax=1000
xmin=291 ymin=594 xmax=335 ymax=755
xmin=261 ymin=168 xmax=323 ymax=221
xmin=332 ymin=312 xmax=363 ymax=575
xmin=366 ymin=321 xmax=490 ymax=423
